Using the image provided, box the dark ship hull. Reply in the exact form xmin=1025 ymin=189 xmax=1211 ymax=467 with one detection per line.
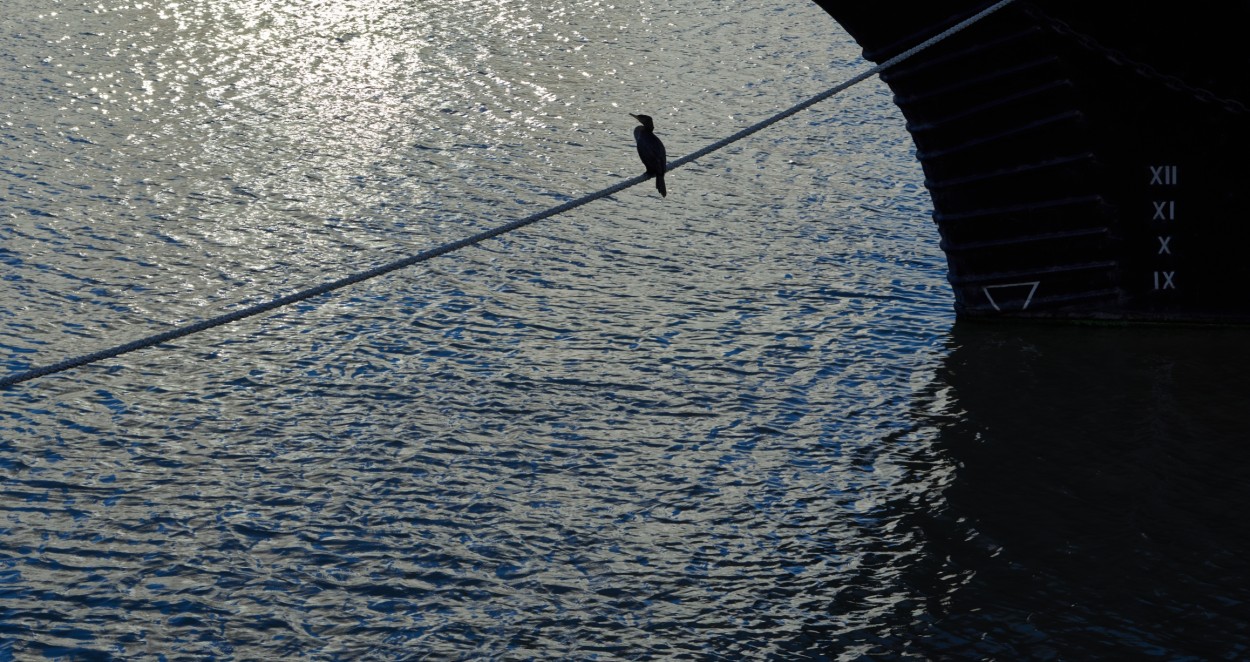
xmin=811 ymin=1 xmax=1250 ymax=322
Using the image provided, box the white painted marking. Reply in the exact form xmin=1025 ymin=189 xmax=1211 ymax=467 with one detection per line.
xmin=983 ymin=281 xmax=1040 ymax=311
xmin=1157 ymin=235 xmax=1172 ymax=255
xmin=1150 ymin=165 xmax=1178 ymax=186
xmin=1152 ymin=200 xmax=1175 ymax=221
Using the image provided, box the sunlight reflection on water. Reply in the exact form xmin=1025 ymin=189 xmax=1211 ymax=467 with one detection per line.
xmin=5 ymin=0 xmax=1249 ymax=654
xmin=14 ymin=1 xmax=1245 ymax=661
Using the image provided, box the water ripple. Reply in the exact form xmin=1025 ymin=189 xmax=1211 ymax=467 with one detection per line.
xmin=7 ymin=0 xmax=1243 ymax=660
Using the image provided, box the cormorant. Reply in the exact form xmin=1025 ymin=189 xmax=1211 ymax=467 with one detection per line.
xmin=630 ymin=113 xmax=667 ymax=197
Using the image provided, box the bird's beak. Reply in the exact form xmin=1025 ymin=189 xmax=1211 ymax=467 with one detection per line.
xmin=629 ymin=113 xmax=639 ymax=119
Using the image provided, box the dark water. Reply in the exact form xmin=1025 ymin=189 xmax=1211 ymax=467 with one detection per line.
xmin=900 ymin=325 xmax=1250 ymax=660
xmin=2 ymin=0 xmax=1249 ymax=659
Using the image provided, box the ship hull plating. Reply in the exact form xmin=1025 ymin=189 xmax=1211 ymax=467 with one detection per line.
xmin=812 ymin=1 xmax=1250 ymax=322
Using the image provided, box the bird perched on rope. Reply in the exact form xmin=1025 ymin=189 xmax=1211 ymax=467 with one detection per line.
xmin=629 ymin=113 xmax=667 ymax=197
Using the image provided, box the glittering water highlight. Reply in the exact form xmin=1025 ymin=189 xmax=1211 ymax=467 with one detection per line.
xmin=2 ymin=1 xmax=1248 ymax=659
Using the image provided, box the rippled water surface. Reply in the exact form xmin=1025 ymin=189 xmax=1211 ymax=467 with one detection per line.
xmin=3 ymin=0 xmax=1248 ymax=659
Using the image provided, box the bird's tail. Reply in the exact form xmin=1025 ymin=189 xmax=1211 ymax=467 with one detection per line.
xmin=656 ymin=172 xmax=667 ymax=197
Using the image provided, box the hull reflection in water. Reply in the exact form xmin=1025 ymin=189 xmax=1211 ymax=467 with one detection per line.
xmin=897 ymin=323 xmax=1250 ymax=658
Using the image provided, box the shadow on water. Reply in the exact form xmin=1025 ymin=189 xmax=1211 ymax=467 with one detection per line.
xmin=879 ymin=322 xmax=1250 ymax=659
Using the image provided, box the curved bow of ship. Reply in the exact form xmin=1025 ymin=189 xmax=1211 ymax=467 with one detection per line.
xmin=811 ymin=1 xmax=1250 ymax=322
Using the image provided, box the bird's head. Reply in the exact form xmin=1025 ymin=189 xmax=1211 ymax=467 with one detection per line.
xmin=629 ymin=113 xmax=655 ymax=130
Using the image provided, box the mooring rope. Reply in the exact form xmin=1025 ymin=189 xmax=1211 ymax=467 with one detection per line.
xmin=0 ymin=0 xmax=1016 ymax=390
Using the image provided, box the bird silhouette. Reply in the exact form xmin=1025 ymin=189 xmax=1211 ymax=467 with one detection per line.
xmin=630 ymin=113 xmax=667 ymax=197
